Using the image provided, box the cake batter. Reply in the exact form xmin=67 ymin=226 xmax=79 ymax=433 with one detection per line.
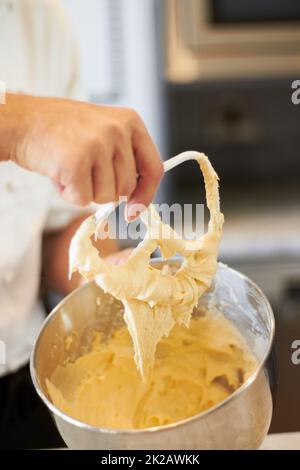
xmin=46 ymin=151 xmax=258 ymax=429
xmin=69 ymin=151 xmax=224 ymax=378
xmin=46 ymin=312 xmax=257 ymax=429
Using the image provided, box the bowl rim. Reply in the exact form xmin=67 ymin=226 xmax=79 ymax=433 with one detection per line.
xmin=30 ymin=259 xmax=275 ymax=436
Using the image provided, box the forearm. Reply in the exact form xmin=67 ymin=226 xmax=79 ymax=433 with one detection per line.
xmin=42 ymin=215 xmax=119 ymax=295
xmin=0 ymin=93 xmax=27 ymax=162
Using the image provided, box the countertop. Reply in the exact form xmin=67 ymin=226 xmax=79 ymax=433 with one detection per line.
xmin=260 ymin=432 xmax=300 ymax=450
xmin=52 ymin=433 xmax=300 ymax=450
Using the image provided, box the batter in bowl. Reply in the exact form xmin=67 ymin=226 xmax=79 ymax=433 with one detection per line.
xmin=46 ymin=151 xmax=257 ymax=429
xmin=46 ymin=310 xmax=257 ymax=430
xmin=69 ymin=151 xmax=224 ymax=379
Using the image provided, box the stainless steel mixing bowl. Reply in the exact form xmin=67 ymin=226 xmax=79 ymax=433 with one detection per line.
xmin=30 ymin=260 xmax=275 ymax=449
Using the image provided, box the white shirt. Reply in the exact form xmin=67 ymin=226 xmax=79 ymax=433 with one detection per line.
xmin=0 ymin=0 xmax=85 ymax=375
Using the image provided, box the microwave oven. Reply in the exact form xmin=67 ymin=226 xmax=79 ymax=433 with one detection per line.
xmin=164 ymin=0 xmax=300 ymax=82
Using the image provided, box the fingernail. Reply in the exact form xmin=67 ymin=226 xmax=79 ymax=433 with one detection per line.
xmin=126 ymin=204 xmax=140 ymax=221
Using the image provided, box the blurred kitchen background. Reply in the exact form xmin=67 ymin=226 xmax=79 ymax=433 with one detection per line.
xmin=61 ymin=0 xmax=300 ymax=433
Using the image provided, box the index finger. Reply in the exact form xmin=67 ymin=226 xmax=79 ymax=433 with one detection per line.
xmin=127 ymin=126 xmax=163 ymax=220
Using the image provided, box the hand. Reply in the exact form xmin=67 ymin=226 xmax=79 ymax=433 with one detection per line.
xmin=79 ymin=248 xmax=134 ymax=287
xmin=78 ymin=249 xmax=134 ymax=289
xmin=103 ymin=248 xmax=133 ymax=266
xmin=2 ymin=94 xmax=163 ymax=217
